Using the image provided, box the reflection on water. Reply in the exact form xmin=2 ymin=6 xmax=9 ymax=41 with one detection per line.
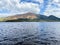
xmin=0 ymin=22 xmax=60 ymax=45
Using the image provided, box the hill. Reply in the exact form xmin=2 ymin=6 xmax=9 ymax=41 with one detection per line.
xmin=0 ymin=13 xmax=60 ymax=22
xmin=5 ymin=13 xmax=38 ymax=22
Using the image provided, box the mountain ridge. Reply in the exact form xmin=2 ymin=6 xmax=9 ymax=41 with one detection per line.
xmin=0 ymin=13 xmax=60 ymax=22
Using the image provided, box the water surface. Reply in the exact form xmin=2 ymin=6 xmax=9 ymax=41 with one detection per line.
xmin=0 ymin=22 xmax=60 ymax=45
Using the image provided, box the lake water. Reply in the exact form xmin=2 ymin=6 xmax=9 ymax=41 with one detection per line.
xmin=0 ymin=22 xmax=60 ymax=45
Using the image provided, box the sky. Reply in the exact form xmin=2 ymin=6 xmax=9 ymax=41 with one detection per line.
xmin=0 ymin=0 xmax=60 ymax=17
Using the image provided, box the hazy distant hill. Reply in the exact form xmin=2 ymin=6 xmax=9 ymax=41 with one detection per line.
xmin=5 ymin=13 xmax=38 ymax=22
xmin=0 ymin=12 xmax=60 ymax=22
xmin=48 ymin=15 xmax=60 ymax=21
xmin=6 ymin=13 xmax=38 ymax=20
xmin=38 ymin=15 xmax=60 ymax=21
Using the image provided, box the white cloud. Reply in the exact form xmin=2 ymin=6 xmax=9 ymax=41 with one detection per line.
xmin=44 ymin=0 xmax=60 ymax=17
xmin=0 ymin=0 xmax=60 ymax=18
xmin=17 ymin=2 xmax=40 ymax=14
xmin=53 ymin=0 xmax=59 ymax=2
xmin=34 ymin=0 xmax=44 ymax=3
xmin=0 ymin=0 xmax=40 ymax=17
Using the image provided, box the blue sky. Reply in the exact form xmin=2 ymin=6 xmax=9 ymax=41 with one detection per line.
xmin=0 ymin=0 xmax=60 ymax=17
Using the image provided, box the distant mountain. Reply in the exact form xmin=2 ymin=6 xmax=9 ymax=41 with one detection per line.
xmin=38 ymin=14 xmax=48 ymax=20
xmin=0 ymin=12 xmax=60 ymax=22
xmin=5 ymin=13 xmax=38 ymax=22
xmin=48 ymin=15 xmax=60 ymax=20
xmin=38 ymin=15 xmax=60 ymax=21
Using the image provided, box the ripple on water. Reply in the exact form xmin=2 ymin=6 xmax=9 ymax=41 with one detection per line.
xmin=0 ymin=22 xmax=60 ymax=45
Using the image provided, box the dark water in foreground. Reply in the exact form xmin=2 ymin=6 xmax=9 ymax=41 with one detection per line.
xmin=0 ymin=22 xmax=60 ymax=45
